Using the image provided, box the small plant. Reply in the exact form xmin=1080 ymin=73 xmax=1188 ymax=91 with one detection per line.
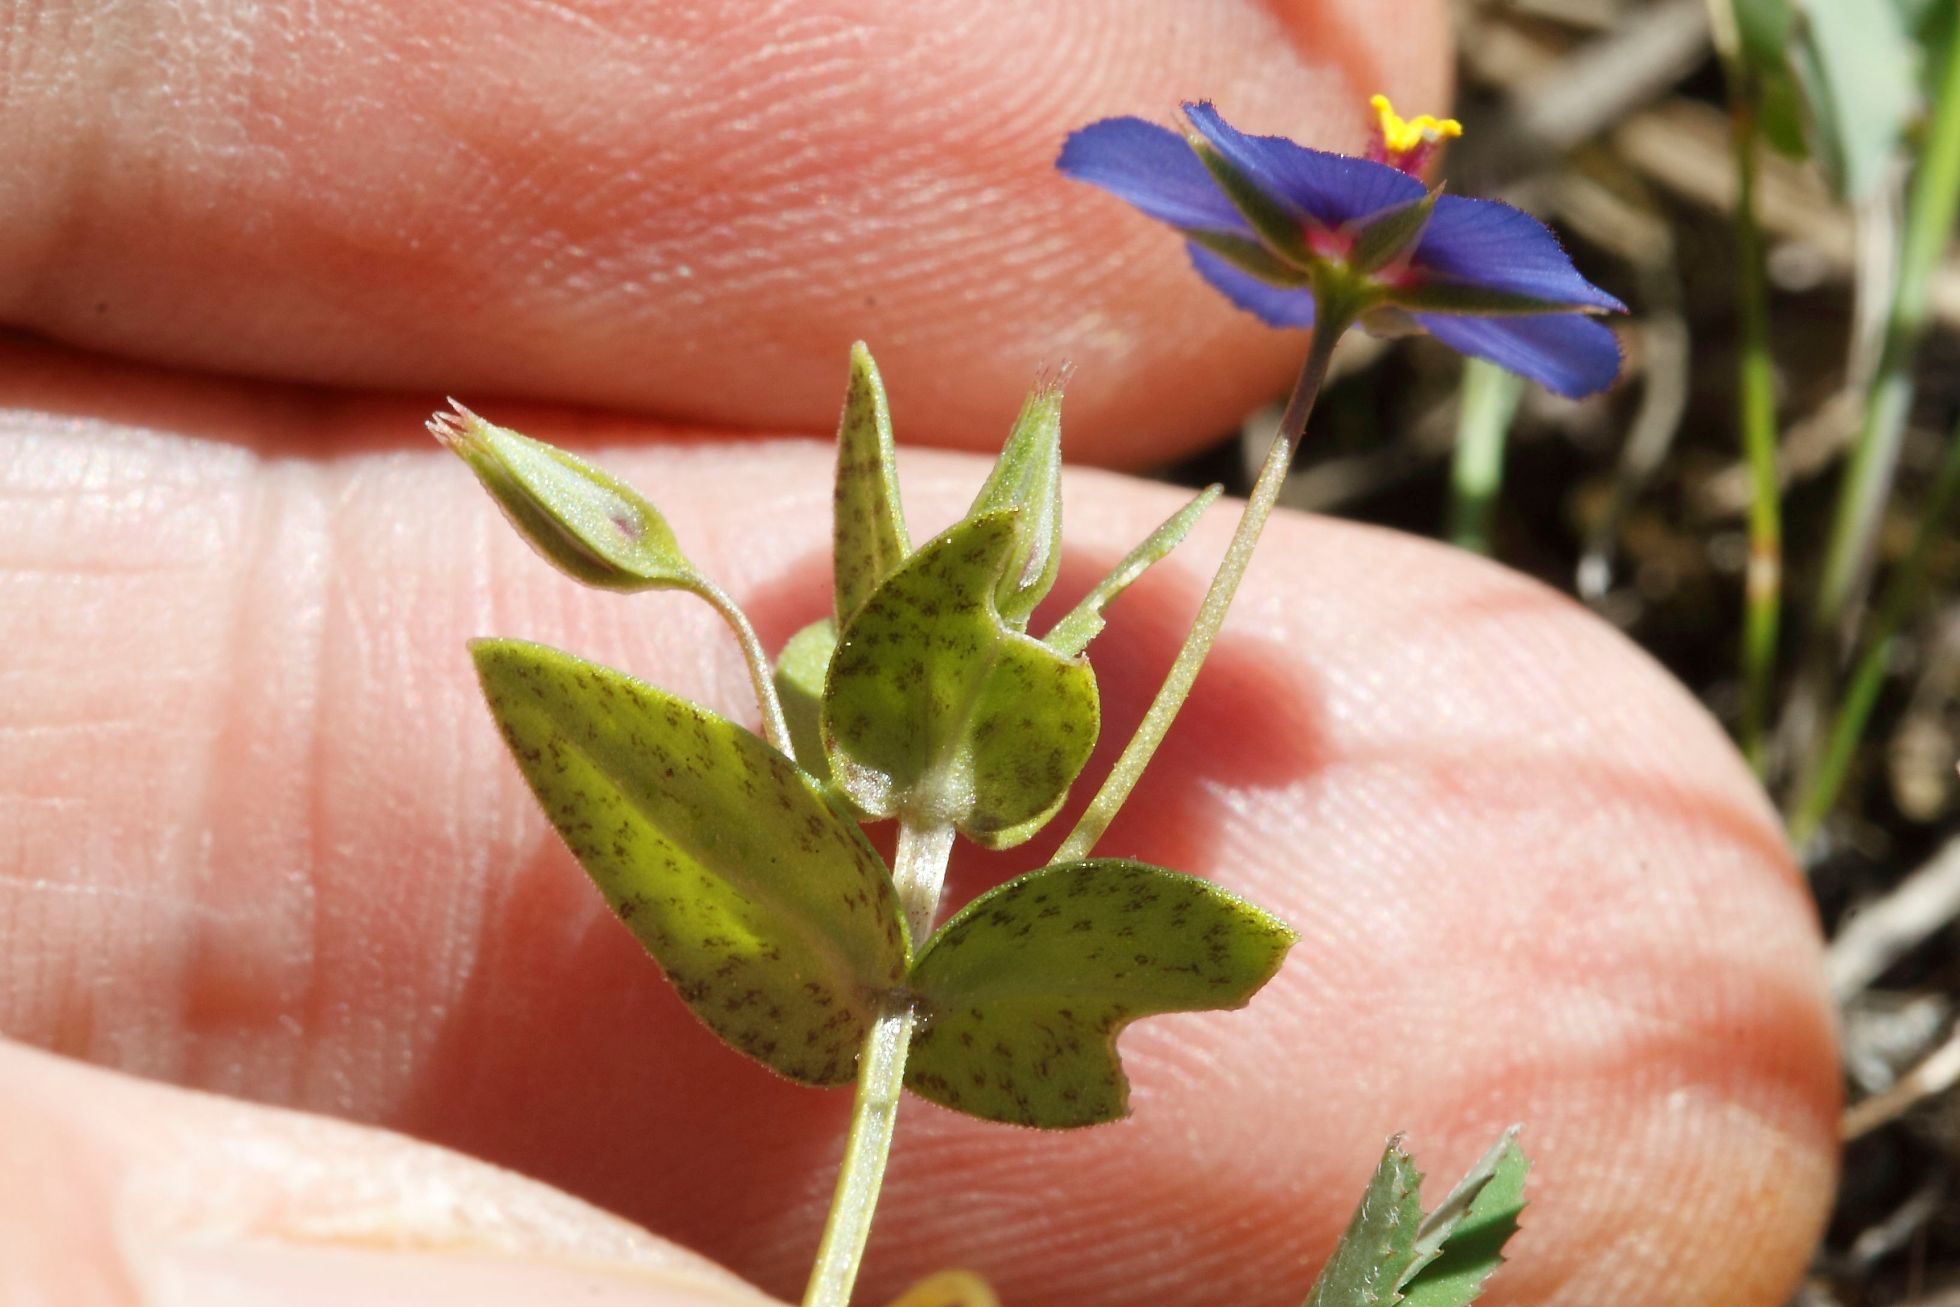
xmin=434 ymin=92 xmax=1620 ymax=1306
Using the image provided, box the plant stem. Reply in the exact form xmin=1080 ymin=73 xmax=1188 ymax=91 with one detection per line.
xmin=1447 ymin=358 xmax=1525 ymax=556
xmin=696 ymin=578 xmax=794 ymax=756
xmin=801 ymin=819 xmax=954 ymax=1307
xmin=1054 ymin=307 xmax=1352 ymax=866
xmin=1810 ymin=11 xmax=1960 ymax=656
xmin=1727 ymin=90 xmax=1783 ymax=776
xmin=1788 ymin=411 xmax=1960 ymax=845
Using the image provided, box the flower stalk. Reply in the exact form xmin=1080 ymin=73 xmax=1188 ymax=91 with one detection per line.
xmin=1055 ymin=295 xmax=1355 ymax=864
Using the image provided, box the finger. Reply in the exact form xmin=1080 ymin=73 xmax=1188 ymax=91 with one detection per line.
xmin=0 ymin=1039 xmax=774 ymax=1306
xmin=0 ymin=0 xmax=1449 ymax=465
xmin=0 ymin=344 xmax=1836 ymax=1307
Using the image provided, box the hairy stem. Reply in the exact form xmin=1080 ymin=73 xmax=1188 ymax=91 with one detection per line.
xmin=802 ymin=819 xmax=954 ymax=1307
xmin=1054 ymin=306 xmax=1352 ymax=865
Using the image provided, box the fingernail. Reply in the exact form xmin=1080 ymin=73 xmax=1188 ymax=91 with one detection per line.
xmin=145 ymin=1240 xmax=769 ymax=1307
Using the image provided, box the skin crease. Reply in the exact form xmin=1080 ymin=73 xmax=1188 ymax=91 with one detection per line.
xmin=0 ymin=1 xmax=1838 ymax=1304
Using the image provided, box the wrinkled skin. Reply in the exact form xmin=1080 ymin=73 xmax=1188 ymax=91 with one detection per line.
xmin=0 ymin=3 xmax=1836 ymax=1305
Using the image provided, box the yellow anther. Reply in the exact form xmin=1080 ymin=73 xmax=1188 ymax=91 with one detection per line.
xmin=1370 ymin=94 xmax=1462 ymax=157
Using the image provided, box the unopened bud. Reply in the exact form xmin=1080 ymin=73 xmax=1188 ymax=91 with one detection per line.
xmin=428 ymin=401 xmax=698 ymax=592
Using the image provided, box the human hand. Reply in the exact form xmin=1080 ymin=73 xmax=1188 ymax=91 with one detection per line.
xmin=0 ymin=3 xmax=1836 ymax=1305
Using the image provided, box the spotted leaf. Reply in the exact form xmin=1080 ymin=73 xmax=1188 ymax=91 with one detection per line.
xmin=472 ymin=639 xmax=908 ymax=1085
xmin=773 ymin=616 xmax=838 ymax=782
xmin=833 ymin=343 xmax=912 ymax=627
xmin=903 ymin=860 xmax=1295 ymax=1127
xmin=822 ymin=511 xmax=1099 ymax=845
xmin=967 ymin=378 xmax=1064 ymax=629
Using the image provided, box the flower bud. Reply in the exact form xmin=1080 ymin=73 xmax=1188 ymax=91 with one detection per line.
xmin=428 ymin=401 xmax=698 ymax=592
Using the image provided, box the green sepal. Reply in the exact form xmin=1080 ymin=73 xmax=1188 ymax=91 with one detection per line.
xmin=1347 ymin=191 xmax=1439 ymax=278
xmin=471 ymin=639 xmax=908 ymax=1086
xmin=773 ymin=617 xmax=839 ymax=782
xmin=1385 ymin=281 xmax=1607 ymax=318
xmin=1045 ymin=485 xmax=1221 ymax=658
xmin=1302 ymin=1140 xmax=1425 ymax=1307
xmin=903 ymin=859 xmax=1296 ymax=1127
xmin=430 ymin=404 xmax=698 ymax=593
xmin=1397 ymin=1134 xmax=1529 ymax=1307
xmin=1189 ymin=136 xmax=1315 ymax=270
xmin=833 ymin=343 xmax=913 ymax=627
xmin=968 ymin=379 xmax=1065 ymax=629
xmin=1186 ymin=231 xmax=1314 ymax=287
xmin=822 ymin=512 xmax=1100 ymax=843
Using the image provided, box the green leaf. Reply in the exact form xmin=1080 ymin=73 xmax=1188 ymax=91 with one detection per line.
xmin=773 ymin=617 xmax=838 ymax=782
xmin=1732 ymin=0 xmax=1795 ymax=71
xmin=430 ymin=403 xmax=699 ymax=592
xmin=833 ymin=343 xmax=913 ymax=627
xmin=1397 ymin=1137 xmax=1528 ymax=1307
xmin=1302 ymin=1141 xmax=1425 ymax=1307
xmin=968 ymin=379 xmax=1065 ymax=629
xmin=903 ymin=860 xmax=1296 ymax=1127
xmin=1722 ymin=0 xmax=1809 ymax=157
xmin=823 ymin=512 xmax=1100 ymax=844
xmin=1044 ymin=485 xmax=1220 ymax=658
xmin=472 ymin=639 xmax=908 ymax=1085
xmin=1792 ymin=0 xmax=1918 ymax=200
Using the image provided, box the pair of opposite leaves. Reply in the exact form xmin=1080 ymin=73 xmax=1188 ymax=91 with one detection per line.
xmin=467 ymin=345 xmax=1295 ymax=1128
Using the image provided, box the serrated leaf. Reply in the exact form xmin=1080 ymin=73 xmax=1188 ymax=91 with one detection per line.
xmin=774 ymin=617 xmax=838 ymax=781
xmin=1397 ymin=1140 xmax=1528 ymax=1307
xmin=430 ymin=403 xmax=699 ymax=593
xmin=1302 ymin=1141 xmax=1426 ymax=1307
xmin=833 ymin=343 xmax=912 ymax=627
xmin=904 ymin=860 xmax=1296 ymax=1127
xmin=823 ymin=512 xmax=1099 ymax=844
xmin=1405 ymin=1126 xmax=1521 ymax=1278
xmin=968 ymin=379 xmax=1065 ymax=628
xmin=1792 ymin=0 xmax=1918 ymax=200
xmin=1044 ymin=485 xmax=1220 ymax=658
xmin=472 ymin=639 xmax=908 ymax=1085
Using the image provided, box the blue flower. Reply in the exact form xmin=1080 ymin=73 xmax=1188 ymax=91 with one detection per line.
xmin=1057 ymin=99 xmax=1626 ymax=398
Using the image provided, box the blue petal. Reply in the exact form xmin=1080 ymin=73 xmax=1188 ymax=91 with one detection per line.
xmin=1182 ymin=101 xmax=1426 ymax=229
xmin=1187 ymin=243 xmax=1317 ymax=328
xmin=1414 ymin=312 xmax=1623 ymax=397
xmin=1415 ymin=197 xmax=1626 ymax=312
xmin=1057 ymin=117 xmax=1253 ymax=236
